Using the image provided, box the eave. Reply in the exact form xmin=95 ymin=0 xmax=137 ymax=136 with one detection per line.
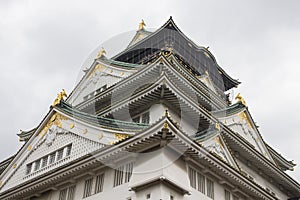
xmin=76 ymin=54 xmax=228 ymax=115
xmin=221 ymin=123 xmax=300 ymax=196
xmin=0 ymin=116 xmax=294 ymax=199
xmin=0 ymin=156 xmax=15 ymax=175
xmin=266 ymin=144 xmax=296 ymax=171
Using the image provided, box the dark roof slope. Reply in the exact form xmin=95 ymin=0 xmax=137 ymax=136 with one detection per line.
xmin=113 ymin=17 xmax=239 ymax=91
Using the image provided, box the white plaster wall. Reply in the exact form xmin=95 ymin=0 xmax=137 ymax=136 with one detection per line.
xmin=149 ymin=103 xmax=165 ymax=123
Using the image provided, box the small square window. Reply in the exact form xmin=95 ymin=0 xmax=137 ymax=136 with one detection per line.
xmin=66 ymin=145 xmax=72 ymax=156
xmin=26 ymin=163 xmax=32 ymax=175
xmin=49 ymin=152 xmax=56 ymax=164
xmin=34 ymin=159 xmax=41 ymax=171
xmin=146 ymin=193 xmax=151 ymax=199
xmin=57 ymin=148 xmax=64 ymax=161
xmin=41 ymin=156 xmax=48 ymax=168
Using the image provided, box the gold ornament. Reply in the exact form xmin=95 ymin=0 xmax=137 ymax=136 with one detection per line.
xmin=138 ymin=19 xmax=146 ymax=30
xmin=96 ymin=47 xmax=106 ymax=59
xmin=53 ymin=89 xmax=67 ymax=106
xmin=235 ymin=93 xmax=247 ymax=106
xmin=39 ymin=113 xmax=68 ymax=138
xmin=69 ymin=123 xmax=75 ymax=129
xmin=114 ymin=133 xmax=128 ymax=141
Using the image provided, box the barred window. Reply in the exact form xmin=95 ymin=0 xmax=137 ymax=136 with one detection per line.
xmin=67 ymin=185 xmax=76 ymax=200
xmin=225 ymin=190 xmax=231 ymax=200
xmin=34 ymin=159 xmax=41 ymax=171
xmin=113 ymin=162 xmax=134 ymax=187
xmin=59 ymin=185 xmax=76 ymax=200
xmin=66 ymin=144 xmax=72 ymax=156
xmin=207 ymin=178 xmax=214 ymax=199
xmin=49 ymin=152 xmax=56 ymax=164
xmin=188 ymin=167 xmax=197 ymax=189
xmin=124 ymin=162 xmax=133 ymax=183
xmin=25 ymin=144 xmax=72 ymax=175
xmin=41 ymin=156 xmax=48 ymax=168
xmin=57 ymin=148 xmax=64 ymax=161
xmin=26 ymin=163 xmax=32 ymax=175
xmin=59 ymin=188 xmax=67 ymax=200
xmin=188 ymin=166 xmax=214 ymax=199
xmin=113 ymin=165 xmax=124 ymax=187
xmin=197 ymin=172 xmax=205 ymax=194
xmin=94 ymin=174 xmax=104 ymax=194
xmin=83 ymin=178 xmax=93 ymax=198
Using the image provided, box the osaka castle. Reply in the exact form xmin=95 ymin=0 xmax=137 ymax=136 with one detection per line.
xmin=1 ymin=17 xmax=300 ymax=200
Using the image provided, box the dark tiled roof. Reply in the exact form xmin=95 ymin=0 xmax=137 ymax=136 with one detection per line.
xmin=56 ymin=101 xmax=149 ymax=131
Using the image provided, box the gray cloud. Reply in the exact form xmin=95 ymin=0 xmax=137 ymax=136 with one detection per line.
xmin=0 ymin=0 xmax=299 ymax=182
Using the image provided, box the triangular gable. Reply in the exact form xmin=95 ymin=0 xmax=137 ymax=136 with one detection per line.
xmin=217 ymin=103 xmax=275 ymax=163
xmin=127 ymin=29 xmax=152 ymax=47
xmin=67 ymin=58 xmax=139 ymax=106
xmin=0 ymin=107 xmax=133 ymax=193
xmin=198 ymin=72 xmax=217 ymax=94
xmin=195 ymin=133 xmax=239 ymax=170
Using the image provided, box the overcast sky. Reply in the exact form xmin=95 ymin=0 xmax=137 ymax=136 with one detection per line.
xmin=1 ymin=0 xmax=300 ymax=182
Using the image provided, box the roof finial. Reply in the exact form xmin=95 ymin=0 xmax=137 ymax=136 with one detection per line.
xmin=96 ymin=47 xmax=106 ymax=59
xmin=53 ymin=89 xmax=67 ymax=106
xmin=235 ymin=93 xmax=247 ymax=106
xmin=138 ymin=19 xmax=146 ymax=30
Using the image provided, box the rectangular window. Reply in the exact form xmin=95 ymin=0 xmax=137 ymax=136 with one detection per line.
xmin=83 ymin=178 xmax=93 ymax=198
xmin=94 ymin=174 xmax=104 ymax=194
xmin=67 ymin=185 xmax=76 ymax=200
xmin=197 ymin=172 xmax=205 ymax=194
xmin=59 ymin=188 xmax=68 ymax=200
xmin=34 ymin=159 xmax=41 ymax=171
xmin=124 ymin=162 xmax=133 ymax=183
xmin=113 ymin=162 xmax=134 ymax=187
xmin=25 ymin=144 xmax=72 ymax=176
xmin=207 ymin=178 xmax=214 ymax=199
xmin=188 ymin=167 xmax=197 ymax=189
xmin=225 ymin=190 xmax=231 ymax=200
xmin=57 ymin=148 xmax=64 ymax=161
xmin=141 ymin=112 xmax=150 ymax=124
xmin=41 ymin=156 xmax=48 ymax=168
xmin=66 ymin=144 xmax=72 ymax=156
xmin=26 ymin=163 xmax=32 ymax=175
xmin=113 ymin=165 xmax=124 ymax=187
xmin=49 ymin=152 xmax=56 ymax=164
